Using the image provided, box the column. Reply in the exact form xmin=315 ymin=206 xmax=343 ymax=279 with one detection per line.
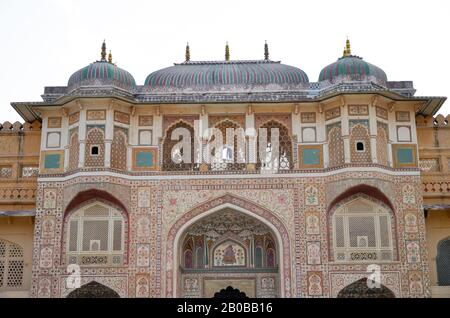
xmin=62 ymin=115 xmax=70 ymax=171
xmin=104 ymin=108 xmax=114 ymax=168
xmin=78 ymin=108 xmax=86 ymax=168
xmin=341 ymin=106 xmax=351 ymax=163
xmin=368 ymin=104 xmax=378 ymax=163
xmin=246 ymin=109 xmax=256 ymax=169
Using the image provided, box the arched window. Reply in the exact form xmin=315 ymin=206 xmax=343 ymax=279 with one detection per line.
xmin=0 ymin=239 xmax=24 ymax=290
xmin=350 ymin=123 xmax=372 ymax=164
xmin=437 ymin=238 xmax=450 ymax=286
xmin=209 ymin=120 xmax=246 ymax=171
xmin=66 ymin=201 xmax=125 ymax=266
xmin=257 ymin=120 xmax=292 ymax=171
xmin=162 ymin=121 xmax=197 ymax=171
xmin=84 ymin=126 xmax=105 ymax=167
xmin=331 ymin=195 xmax=394 ymax=262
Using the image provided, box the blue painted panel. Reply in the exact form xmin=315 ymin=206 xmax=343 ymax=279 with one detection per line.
xmin=136 ymin=151 xmax=153 ymax=167
xmin=303 ymin=148 xmax=320 ymax=165
xmin=397 ymin=148 xmax=413 ymax=164
xmin=44 ymin=154 xmax=61 ymax=169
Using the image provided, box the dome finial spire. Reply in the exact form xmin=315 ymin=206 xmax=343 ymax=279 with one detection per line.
xmin=185 ymin=42 xmax=190 ymax=62
xmin=264 ymin=40 xmax=269 ymax=60
xmin=101 ymin=40 xmax=107 ymax=61
xmin=108 ymin=50 xmax=113 ymax=63
xmin=225 ymin=42 xmax=230 ymax=61
xmin=343 ymin=37 xmax=351 ymax=57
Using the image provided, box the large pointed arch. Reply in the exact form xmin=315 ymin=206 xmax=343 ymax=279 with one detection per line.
xmin=166 ymin=193 xmax=292 ymax=298
xmin=327 ymin=185 xmax=398 ymax=262
xmin=61 ymin=189 xmax=129 ymax=266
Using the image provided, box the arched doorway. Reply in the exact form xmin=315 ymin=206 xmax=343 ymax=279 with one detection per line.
xmin=177 ymin=207 xmax=280 ymax=298
xmin=337 ymin=278 xmax=395 ymax=298
xmin=67 ymin=281 xmax=120 ymax=298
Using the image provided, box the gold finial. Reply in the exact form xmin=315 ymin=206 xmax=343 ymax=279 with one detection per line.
xmin=343 ymin=37 xmax=351 ymax=57
xmin=185 ymin=42 xmax=190 ymax=62
xmin=225 ymin=42 xmax=230 ymax=61
xmin=264 ymin=40 xmax=269 ymax=60
xmin=101 ymin=40 xmax=107 ymax=61
xmin=108 ymin=50 xmax=113 ymax=63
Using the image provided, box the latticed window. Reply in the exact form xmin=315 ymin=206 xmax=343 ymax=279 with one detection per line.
xmin=0 ymin=240 xmax=24 ymax=290
xmin=0 ymin=166 xmax=12 ymax=178
xmin=162 ymin=121 xmax=199 ymax=171
xmin=332 ymin=196 xmax=394 ymax=262
xmin=21 ymin=166 xmax=39 ymax=178
xmin=66 ymin=202 xmax=125 ymax=266
xmin=68 ymin=129 xmax=80 ymax=170
xmin=437 ymin=238 xmax=450 ymax=286
xmin=208 ymin=120 xmax=246 ymax=171
xmin=257 ymin=120 xmax=292 ymax=171
xmin=111 ymin=128 xmax=128 ymax=170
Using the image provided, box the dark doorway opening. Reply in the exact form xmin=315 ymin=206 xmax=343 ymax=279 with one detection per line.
xmin=67 ymin=281 xmax=120 ymax=298
xmin=213 ymin=286 xmax=248 ymax=298
xmin=337 ymin=278 xmax=395 ymax=298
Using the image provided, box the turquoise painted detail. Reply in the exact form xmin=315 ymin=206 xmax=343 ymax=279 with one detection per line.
xmin=136 ymin=151 xmax=154 ymax=167
xmin=302 ymin=148 xmax=320 ymax=165
xmin=44 ymin=154 xmax=61 ymax=169
xmin=397 ymin=148 xmax=414 ymax=164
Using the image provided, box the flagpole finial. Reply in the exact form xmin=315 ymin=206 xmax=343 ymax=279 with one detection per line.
xmin=264 ymin=40 xmax=269 ymax=60
xmin=101 ymin=40 xmax=107 ymax=61
xmin=343 ymin=37 xmax=351 ymax=57
xmin=185 ymin=42 xmax=190 ymax=62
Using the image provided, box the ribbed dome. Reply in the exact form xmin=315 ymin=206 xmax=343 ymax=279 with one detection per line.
xmin=318 ymin=39 xmax=387 ymax=86
xmin=318 ymin=55 xmax=387 ymax=85
xmin=144 ymin=60 xmax=309 ymax=92
xmin=68 ymin=61 xmax=136 ymax=92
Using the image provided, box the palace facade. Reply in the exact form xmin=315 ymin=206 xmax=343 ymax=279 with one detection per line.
xmin=1 ymin=40 xmax=449 ymax=298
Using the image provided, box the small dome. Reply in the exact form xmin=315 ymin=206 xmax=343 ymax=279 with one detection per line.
xmin=67 ymin=41 xmax=136 ymax=92
xmin=144 ymin=60 xmax=309 ymax=92
xmin=318 ymin=39 xmax=387 ymax=86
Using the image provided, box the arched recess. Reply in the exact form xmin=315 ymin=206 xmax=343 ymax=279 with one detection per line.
xmin=61 ymin=189 xmax=129 ymax=266
xmin=166 ymin=193 xmax=292 ymax=298
xmin=162 ymin=120 xmax=198 ymax=171
xmin=67 ymin=281 xmax=120 ymax=298
xmin=208 ymin=119 xmax=246 ymax=171
xmin=327 ymin=185 xmax=398 ymax=263
xmin=436 ymin=237 xmax=450 ymax=286
xmin=256 ymin=120 xmax=292 ymax=171
xmin=337 ymin=278 xmax=395 ymax=298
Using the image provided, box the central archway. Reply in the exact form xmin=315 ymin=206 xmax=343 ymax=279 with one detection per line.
xmin=179 ymin=208 xmax=279 ymax=297
xmin=166 ymin=194 xmax=292 ymax=298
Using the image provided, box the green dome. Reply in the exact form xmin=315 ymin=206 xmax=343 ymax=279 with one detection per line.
xmin=318 ymin=55 xmax=387 ymax=85
xmin=68 ymin=61 xmax=136 ymax=92
xmin=144 ymin=60 xmax=309 ymax=92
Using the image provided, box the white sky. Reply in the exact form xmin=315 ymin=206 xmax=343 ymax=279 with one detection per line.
xmin=0 ymin=0 xmax=449 ymax=122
